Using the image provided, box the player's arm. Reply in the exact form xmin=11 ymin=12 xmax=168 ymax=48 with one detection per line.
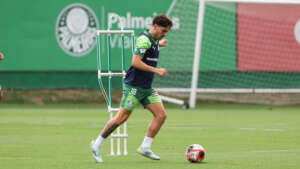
xmin=131 ymin=54 xmax=167 ymax=77
xmin=133 ymin=35 xmax=167 ymax=77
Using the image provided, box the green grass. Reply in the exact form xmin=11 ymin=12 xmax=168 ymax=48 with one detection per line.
xmin=0 ymin=103 xmax=300 ymax=169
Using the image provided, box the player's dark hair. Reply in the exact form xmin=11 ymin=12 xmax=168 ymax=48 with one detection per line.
xmin=152 ymin=14 xmax=173 ymax=28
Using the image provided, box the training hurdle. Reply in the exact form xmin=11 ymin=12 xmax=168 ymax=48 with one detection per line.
xmin=96 ymin=30 xmax=135 ymax=156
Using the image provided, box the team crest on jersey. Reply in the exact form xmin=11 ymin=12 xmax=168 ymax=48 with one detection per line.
xmin=127 ymin=100 xmax=134 ymax=107
xmin=56 ymin=3 xmax=99 ymax=57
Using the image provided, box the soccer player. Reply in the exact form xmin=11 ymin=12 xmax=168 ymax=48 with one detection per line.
xmin=91 ymin=14 xmax=173 ymax=163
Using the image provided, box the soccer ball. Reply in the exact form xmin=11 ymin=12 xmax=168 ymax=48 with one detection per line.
xmin=186 ymin=144 xmax=206 ymax=163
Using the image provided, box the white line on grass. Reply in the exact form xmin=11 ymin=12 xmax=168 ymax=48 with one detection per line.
xmin=263 ymin=128 xmax=284 ymax=132
xmin=164 ymin=126 xmax=207 ymax=130
xmin=252 ymin=150 xmax=290 ymax=153
xmin=253 ymin=149 xmax=300 ymax=153
xmin=240 ymin=128 xmax=257 ymax=131
xmin=0 ymin=157 xmax=32 ymax=160
xmin=240 ymin=128 xmax=284 ymax=132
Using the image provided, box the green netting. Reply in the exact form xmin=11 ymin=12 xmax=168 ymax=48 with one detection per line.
xmin=154 ymin=1 xmax=300 ymax=89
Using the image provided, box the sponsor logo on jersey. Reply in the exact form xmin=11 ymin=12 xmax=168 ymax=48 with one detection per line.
xmin=146 ymin=57 xmax=158 ymax=62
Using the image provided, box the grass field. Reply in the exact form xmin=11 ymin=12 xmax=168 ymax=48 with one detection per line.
xmin=0 ymin=103 xmax=300 ymax=169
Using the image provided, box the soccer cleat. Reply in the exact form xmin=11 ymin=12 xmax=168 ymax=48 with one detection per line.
xmin=90 ymin=140 xmax=103 ymax=163
xmin=137 ymin=146 xmax=160 ymax=160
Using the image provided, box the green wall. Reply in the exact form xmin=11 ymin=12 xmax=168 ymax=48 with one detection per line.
xmin=0 ymin=0 xmax=174 ymax=71
xmin=1 ymin=1 xmax=300 ymax=89
xmin=0 ymin=0 xmax=174 ymax=89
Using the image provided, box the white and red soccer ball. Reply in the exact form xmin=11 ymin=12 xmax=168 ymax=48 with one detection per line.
xmin=186 ymin=144 xmax=206 ymax=163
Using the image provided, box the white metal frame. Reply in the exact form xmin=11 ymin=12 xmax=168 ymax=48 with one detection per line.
xmin=97 ymin=30 xmax=135 ymax=156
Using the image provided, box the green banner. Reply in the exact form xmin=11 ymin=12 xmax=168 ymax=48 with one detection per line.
xmin=0 ymin=0 xmax=177 ymax=71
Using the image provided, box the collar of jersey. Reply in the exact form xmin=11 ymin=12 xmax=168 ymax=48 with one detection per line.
xmin=144 ymin=30 xmax=158 ymax=45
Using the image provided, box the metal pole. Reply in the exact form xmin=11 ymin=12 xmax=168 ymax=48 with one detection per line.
xmin=107 ymin=33 xmax=115 ymax=156
xmin=189 ymin=0 xmax=206 ymax=108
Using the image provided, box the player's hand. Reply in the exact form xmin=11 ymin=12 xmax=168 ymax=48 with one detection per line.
xmin=0 ymin=90 xmax=3 ymax=101
xmin=156 ymin=68 xmax=167 ymax=77
xmin=0 ymin=53 xmax=4 ymax=60
xmin=159 ymin=39 xmax=168 ymax=47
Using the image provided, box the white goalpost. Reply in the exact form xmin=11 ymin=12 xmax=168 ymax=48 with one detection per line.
xmin=155 ymin=0 xmax=300 ymax=108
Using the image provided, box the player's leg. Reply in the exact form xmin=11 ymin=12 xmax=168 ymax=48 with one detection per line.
xmin=91 ymin=108 xmax=132 ymax=163
xmin=91 ymin=90 xmax=139 ymax=163
xmin=137 ymin=91 xmax=166 ymax=160
xmin=100 ymin=108 xmax=132 ymax=138
xmin=144 ymin=102 xmax=167 ymax=138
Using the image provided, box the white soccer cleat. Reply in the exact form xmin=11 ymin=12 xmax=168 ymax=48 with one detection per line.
xmin=90 ymin=140 xmax=103 ymax=163
xmin=137 ymin=146 xmax=160 ymax=160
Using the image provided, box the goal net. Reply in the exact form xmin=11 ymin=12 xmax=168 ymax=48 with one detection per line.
xmin=154 ymin=0 xmax=300 ymax=107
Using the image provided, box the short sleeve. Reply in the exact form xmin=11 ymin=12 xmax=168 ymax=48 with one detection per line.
xmin=134 ymin=35 xmax=151 ymax=56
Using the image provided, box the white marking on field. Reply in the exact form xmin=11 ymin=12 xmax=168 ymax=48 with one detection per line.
xmin=240 ymin=128 xmax=284 ymax=132
xmin=165 ymin=126 xmax=207 ymax=130
xmin=252 ymin=150 xmax=289 ymax=153
xmin=263 ymin=128 xmax=284 ymax=132
xmin=0 ymin=157 xmax=32 ymax=160
xmin=240 ymin=128 xmax=257 ymax=131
